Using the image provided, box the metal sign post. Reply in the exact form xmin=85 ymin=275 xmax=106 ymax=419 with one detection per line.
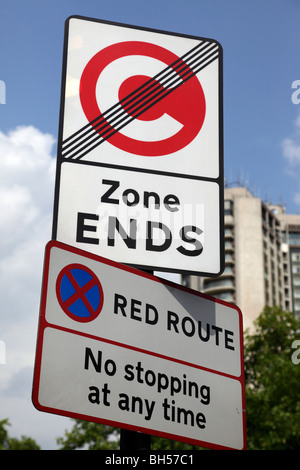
xmin=120 ymin=267 xmax=154 ymax=450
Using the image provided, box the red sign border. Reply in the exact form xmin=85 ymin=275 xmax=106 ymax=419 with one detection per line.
xmin=32 ymin=241 xmax=246 ymax=450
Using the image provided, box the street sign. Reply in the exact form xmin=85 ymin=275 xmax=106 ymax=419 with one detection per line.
xmin=52 ymin=16 xmax=224 ymax=276
xmin=32 ymin=241 xmax=246 ymax=450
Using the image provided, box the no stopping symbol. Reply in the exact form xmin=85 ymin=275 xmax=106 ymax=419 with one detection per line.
xmin=56 ymin=264 xmax=104 ymax=322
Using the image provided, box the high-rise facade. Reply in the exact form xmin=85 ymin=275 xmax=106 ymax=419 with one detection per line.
xmin=182 ymin=186 xmax=300 ymax=331
xmin=275 ymin=207 xmax=300 ymax=321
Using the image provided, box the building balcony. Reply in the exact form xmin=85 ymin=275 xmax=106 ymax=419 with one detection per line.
xmin=203 ymin=278 xmax=235 ymax=296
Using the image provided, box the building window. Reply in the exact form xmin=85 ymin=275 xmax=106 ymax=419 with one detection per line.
xmin=291 ymin=252 xmax=300 ymax=262
xmin=224 ymin=200 xmax=234 ymax=216
xmin=294 ymin=302 xmax=300 ymax=312
xmin=293 ymin=277 xmax=300 ymax=286
xmin=289 ymin=233 xmax=300 ymax=245
xmin=225 ymin=227 xmax=234 ymax=237
xmin=204 ymin=279 xmax=234 ymax=290
xmin=181 ymin=275 xmax=190 ymax=288
xmin=225 ymin=241 xmax=234 ymax=250
xmin=214 ymin=292 xmax=234 ymax=302
xmin=223 ymin=266 xmax=234 ymax=274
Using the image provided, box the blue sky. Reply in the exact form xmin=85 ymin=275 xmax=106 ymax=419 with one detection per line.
xmin=1 ymin=0 xmax=300 ymax=450
xmin=1 ymin=0 xmax=300 ymax=211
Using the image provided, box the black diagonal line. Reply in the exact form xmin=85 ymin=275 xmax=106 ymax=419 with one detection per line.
xmin=62 ymin=42 xmax=217 ymax=158
xmin=62 ymin=41 xmax=219 ymax=160
xmin=69 ymin=49 xmax=219 ymax=161
xmin=87 ymin=43 xmax=215 ymax=141
xmin=62 ymin=41 xmax=207 ymax=150
xmin=78 ymin=46 xmax=218 ymax=153
xmin=62 ymin=42 xmax=211 ymax=160
xmin=62 ymin=42 xmax=217 ymax=159
xmin=72 ymin=49 xmax=219 ymax=161
xmin=66 ymin=45 xmax=219 ymax=160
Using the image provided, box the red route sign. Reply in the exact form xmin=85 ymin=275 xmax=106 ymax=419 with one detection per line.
xmin=32 ymin=241 xmax=246 ymax=450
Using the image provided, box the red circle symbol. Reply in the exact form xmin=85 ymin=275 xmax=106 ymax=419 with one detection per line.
xmin=56 ymin=264 xmax=104 ymax=323
xmin=79 ymin=41 xmax=206 ymax=157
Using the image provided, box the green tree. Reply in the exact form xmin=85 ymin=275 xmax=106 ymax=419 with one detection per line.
xmin=0 ymin=419 xmax=40 ymax=450
xmin=244 ymin=306 xmax=300 ymax=450
xmin=151 ymin=436 xmax=202 ymax=450
xmin=56 ymin=420 xmax=203 ymax=450
xmin=57 ymin=420 xmax=120 ymax=450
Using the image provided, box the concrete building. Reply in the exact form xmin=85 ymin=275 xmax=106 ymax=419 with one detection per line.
xmin=182 ymin=186 xmax=300 ymax=331
xmin=273 ymin=206 xmax=300 ymax=320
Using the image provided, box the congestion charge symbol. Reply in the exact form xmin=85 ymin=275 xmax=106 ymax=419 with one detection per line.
xmin=79 ymin=41 xmax=206 ymax=157
xmin=56 ymin=263 xmax=104 ymax=322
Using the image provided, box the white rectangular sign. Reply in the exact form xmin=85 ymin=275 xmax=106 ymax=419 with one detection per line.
xmin=52 ymin=16 xmax=224 ymax=276
xmin=32 ymin=241 xmax=246 ymax=450
xmin=55 ymin=163 xmax=221 ymax=275
xmin=34 ymin=328 xmax=245 ymax=450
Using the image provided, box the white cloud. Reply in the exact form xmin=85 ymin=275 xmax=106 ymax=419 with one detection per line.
xmin=0 ymin=126 xmax=55 ymax=328
xmin=0 ymin=125 xmax=181 ymax=448
xmin=282 ymin=137 xmax=300 ymax=167
xmin=0 ymin=126 xmax=55 ymax=254
xmin=0 ymin=125 xmax=72 ymax=448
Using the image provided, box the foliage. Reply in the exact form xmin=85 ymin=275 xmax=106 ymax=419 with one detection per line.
xmin=0 ymin=418 xmax=40 ymax=450
xmin=151 ymin=436 xmax=203 ymax=450
xmin=244 ymin=306 xmax=300 ymax=450
xmin=56 ymin=419 xmax=204 ymax=450
xmin=56 ymin=420 xmax=120 ymax=450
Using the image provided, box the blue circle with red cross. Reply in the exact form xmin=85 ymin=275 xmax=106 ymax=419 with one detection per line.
xmin=56 ymin=263 xmax=104 ymax=322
